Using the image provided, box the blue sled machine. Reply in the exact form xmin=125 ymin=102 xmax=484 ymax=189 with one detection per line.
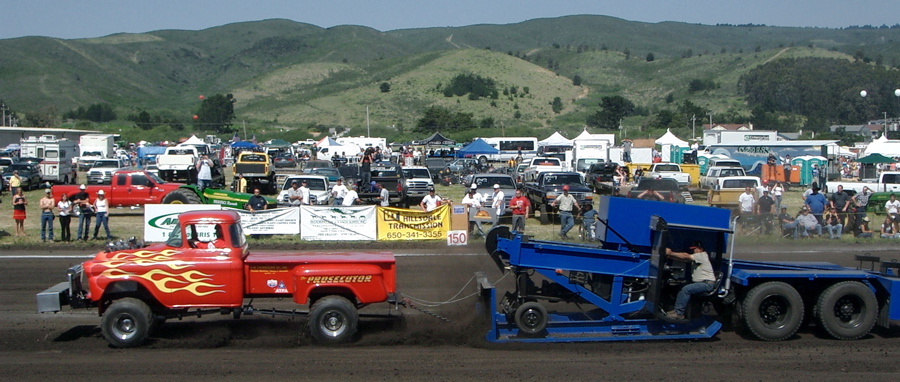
xmin=480 ymin=196 xmax=900 ymax=343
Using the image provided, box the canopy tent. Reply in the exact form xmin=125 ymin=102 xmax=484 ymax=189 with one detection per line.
xmin=317 ymin=136 xmax=341 ymax=147
xmin=655 ymin=129 xmax=688 ymax=146
xmin=863 ymin=139 xmax=900 ymax=157
xmin=415 ymin=132 xmax=456 ymax=146
xmin=456 ymin=138 xmax=499 ymax=158
xmin=231 ymin=141 xmax=258 ymax=149
xmin=574 ymin=129 xmax=594 ymax=141
xmin=539 ymin=132 xmax=573 ymax=147
xmin=182 ymin=135 xmax=205 ymax=145
xmin=857 ymin=153 xmax=896 ymax=164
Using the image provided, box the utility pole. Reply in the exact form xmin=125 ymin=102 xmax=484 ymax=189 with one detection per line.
xmin=366 ymin=105 xmax=370 ymax=138
xmin=691 ymin=114 xmax=696 ymax=141
xmin=707 ymin=112 xmax=713 ymax=130
xmin=0 ymin=103 xmax=7 ymax=127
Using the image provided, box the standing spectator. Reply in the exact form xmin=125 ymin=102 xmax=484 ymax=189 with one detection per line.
xmin=757 ymin=190 xmax=776 ymax=234
xmin=246 ymin=188 xmax=268 ymax=212
xmin=738 ymin=187 xmax=755 ymax=215
xmin=331 ymin=178 xmax=348 ymax=206
xmin=92 ymin=190 xmax=111 ymax=240
xmin=8 ymin=170 xmax=21 ymax=195
xmin=854 ymin=186 xmax=872 ymax=225
xmin=419 ymin=189 xmax=441 ymax=211
xmin=39 ymin=189 xmax=55 ymax=242
xmin=811 ymin=164 xmax=820 ymax=187
xmin=508 ymin=188 xmax=530 ymax=233
xmin=885 ymin=193 xmax=900 ymax=233
xmin=342 ymin=185 xmax=361 ymax=207
xmin=824 ymin=206 xmax=843 ymax=239
xmin=360 ymin=148 xmax=374 ymax=190
xmin=829 ymin=185 xmax=851 ymax=229
xmin=11 ymin=188 xmax=27 ymax=237
xmin=766 ymin=153 xmax=777 ymax=181
xmin=286 ymin=181 xmax=303 ymax=206
xmin=804 ymin=186 xmax=828 ymax=225
xmin=299 ymin=180 xmax=311 ymax=205
xmin=783 ymin=155 xmax=792 ymax=184
xmin=491 ymin=184 xmax=505 ymax=229
xmin=551 ymin=185 xmax=581 ymax=239
xmin=57 ymin=193 xmax=73 ymax=242
xmin=376 ymin=183 xmax=390 ymax=207
xmin=771 ymin=182 xmax=784 ymax=211
xmin=462 ymin=185 xmax=486 ymax=236
xmin=236 ymin=173 xmax=248 ymax=193
xmin=622 ymin=139 xmax=633 ymax=163
xmin=802 ymin=181 xmax=817 ymax=201
xmin=72 ymin=184 xmax=92 ymax=241
xmin=196 ymin=155 xmax=213 ymax=192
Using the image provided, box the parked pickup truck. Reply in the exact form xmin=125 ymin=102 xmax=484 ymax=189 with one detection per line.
xmin=626 ymin=178 xmax=685 ymax=203
xmin=358 ymin=164 xmax=405 ymax=207
xmin=827 ymin=172 xmax=900 ymax=194
xmin=233 ymin=151 xmax=277 ymax=194
xmin=699 ymin=166 xmax=747 ymax=190
xmin=87 ymin=158 xmax=130 ymax=185
xmin=707 ymin=176 xmax=761 ymax=210
xmin=37 ymin=210 xmax=398 ymax=347
xmin=277 ymin=175 xmax=331 ymax=205
xmin=648 ymin=163 xmax=691 ymax=188
xmin=524 ymin=171 xmax=593 ymax=224
xmin=52 ymin=170 xmax=277 ymax=209
xmin=585 ymin=161 xmax=619 ymax=194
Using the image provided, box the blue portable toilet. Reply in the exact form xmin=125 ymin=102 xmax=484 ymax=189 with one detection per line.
xmin=791 ymin=155 xmax=827 ymax=186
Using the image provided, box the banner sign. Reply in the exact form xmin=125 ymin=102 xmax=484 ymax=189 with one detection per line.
xmin=144 ymin=204 xmax=223 ymax=242
xmin=229 ymin=207 xmax=301 ymax=235
xmin=300 ymin=205 xmax=376 ymax=241
xmin=377 ymin=205 xmax=450 ymax=241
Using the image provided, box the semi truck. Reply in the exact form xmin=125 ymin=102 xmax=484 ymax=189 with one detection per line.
xmin=481 ymin=196 xmax=900 ymax=342
xmin=37 ymin=210 xmax=398 ymax=348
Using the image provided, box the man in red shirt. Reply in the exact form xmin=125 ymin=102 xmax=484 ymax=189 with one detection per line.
xmin=509 ymin=189 xmax=531 ymax=233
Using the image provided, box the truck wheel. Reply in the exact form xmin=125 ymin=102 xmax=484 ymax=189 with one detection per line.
xmin=539 ymin=204 xmax=550 ymax=225
xmin=308 ymin=295 xmax=358 ymax=344
xmin=478 ymin=156 xmax=488 ymax=166
xmin=161 ymin=188 xmax=203 ymax=204
xmin=814 ymin=281 xmax=878 ymax=340
xmin=101 ymin=298 xmax=154 ymax=348
xmin=514 ymin=302 xmax=548 ymax=336
xmin=741 ymin=282 xmax=804 ymax=341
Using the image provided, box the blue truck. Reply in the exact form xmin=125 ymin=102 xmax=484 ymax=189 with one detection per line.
xmin=480 ymin=196 xmax=900 ymax=342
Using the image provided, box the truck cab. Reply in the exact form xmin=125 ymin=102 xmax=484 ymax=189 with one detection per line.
xmin=87 ymin=158 xmax=130 ymax=185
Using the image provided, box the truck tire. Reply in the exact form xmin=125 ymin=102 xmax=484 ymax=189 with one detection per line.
xmin=307 ymin=295 xmax=358 ymax=344
xmin=741 ymin=282 xmax=804 ymax=341
xmin=539 ymin=204 xmax=550 ymax=225
xmin=514 ymin=301 xmax=548 ymax=336
xmin=161 ymin=188 xmax=203 ymax=204
xmin=813 ymin=281 xmax=878 ymax=340
xmin=101 ymin=297 xmax=154 ymax=348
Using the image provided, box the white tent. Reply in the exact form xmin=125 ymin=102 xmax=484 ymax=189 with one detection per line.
xmin=181 ymin=135 xmax=205 ymax=145
xmin=863 ymin=139 xmax=900 ymax=157
xmin=573 ymin=129 xmax=616 ymax=145
xmin=538 ymin=132 xmax=573 ymax=147
xmin=655 ymin=129 xmax=688 ymax=162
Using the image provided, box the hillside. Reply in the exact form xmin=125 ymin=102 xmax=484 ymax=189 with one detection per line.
xmin=1 ymin=15 xmax=899 ymax=141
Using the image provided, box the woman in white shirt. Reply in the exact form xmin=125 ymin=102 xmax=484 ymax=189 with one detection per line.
xmin=92 ymin=191 xmax=112 ymax=240
xmin=772 ymin=182 xmax=784 ymax=211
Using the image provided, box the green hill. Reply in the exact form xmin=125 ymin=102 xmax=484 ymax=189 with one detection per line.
xmin=1 ymin=15 xmax=898 ymax=142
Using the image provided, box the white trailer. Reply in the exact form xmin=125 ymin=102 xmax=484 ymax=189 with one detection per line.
xmin=79 ymin=134 xmax=116 ymax=158
xmin=20 ymin=135 xmax=78 ymax=184
xmin=336 ymin=136 xmax=387 ymax=150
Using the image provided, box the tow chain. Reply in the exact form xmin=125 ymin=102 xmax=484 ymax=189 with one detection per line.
xmin=401 ymin=297 xmax=451 ymax=322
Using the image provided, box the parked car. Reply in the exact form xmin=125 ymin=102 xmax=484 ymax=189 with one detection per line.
xmin=447 ymin=158 xmax=479 ymax=172
xmin=273 ymin=152 xmax=298 ymax=168
xmin=2 ymin=163 xmax=44 ymax=190
xmin=304 ymin=167 xmax=341 ymax=183
xmin=470 ymin=173 xmax=517 ymax=214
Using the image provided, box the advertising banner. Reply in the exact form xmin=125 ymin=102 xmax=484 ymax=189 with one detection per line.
xmin=144 ymin=204 xmax=223 ymax=242
xmin=377 ymin=205 xmax=450 ymax=241
xmin=300 ymin=205 xmax=377 ymax=241
xmin=229 ymin=207 xmax=301 ymax=235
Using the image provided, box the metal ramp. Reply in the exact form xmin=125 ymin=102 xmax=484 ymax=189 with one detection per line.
xmin=682 ymin=191 xmax=694 ymax=202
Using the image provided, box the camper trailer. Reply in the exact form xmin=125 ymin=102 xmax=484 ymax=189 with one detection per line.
xmin=20 ymin=135 xmax=78 ymax=184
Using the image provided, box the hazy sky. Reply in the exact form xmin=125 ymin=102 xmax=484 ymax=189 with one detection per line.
xmin=2 ymin=0 xmax=897 ymax=40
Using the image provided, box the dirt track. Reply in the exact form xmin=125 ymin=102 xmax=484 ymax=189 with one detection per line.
xmin=3 ymin=245 xmax=900 ymax=380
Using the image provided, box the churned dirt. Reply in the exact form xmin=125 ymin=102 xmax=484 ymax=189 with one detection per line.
xmin=3 ymin=244 xmax=900 ymax=380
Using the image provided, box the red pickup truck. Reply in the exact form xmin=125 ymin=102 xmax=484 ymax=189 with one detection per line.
xmin=37 ymin=210 xmax=398 ymax=347
xmin=52 ymin=170 xmax=182 ymax=207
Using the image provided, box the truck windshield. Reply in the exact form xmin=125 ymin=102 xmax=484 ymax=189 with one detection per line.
xmin=721 ymin=169 xmax=744 ymax=177
xmin=146 ymin=171 xmax=165 ymax=184
xmin=92 ymin=161 xmax=120 ymax=168
xmin=722 ymin=179 xmax=758 ymax=189
xmin=532 ymin=158 xmax=561 ymax=166
xmin=475 ymin=177 xmax=516 ymax=188
xmin=636 ymin=179 xmax=679 ymax=191
xmin=167 ymin=149 xmax=195 ymax=155
xmin=240 ymin=154 xmax=267 ymax=162
xmin=402 ymin=169 xmax=431 ymax=179
xmin=166 ymin=224 xmax=183 ymax=247
xmin=543 ymin=174 xmax=582 ymax=185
